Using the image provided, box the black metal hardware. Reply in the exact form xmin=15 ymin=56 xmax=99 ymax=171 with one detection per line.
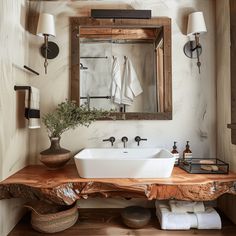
xmin=134 ymin=136 xmax=147 ymax=146
xmin=121 ymin=136 xmax=128 ymax=142
xmin=121 ymin=136 xmax=128 ymax=148
xmin=103 ymin=137 xmax=116 ymax=146
xmin=14 ymin=86 xmax=31 ymax=91
xmin=183 ymin=34 xmax=202 ymax=73
xmin=40 ymin=41 xmax=59 ymax=60
xmin=91 ymin=9 xmax=151 ymax=19
xmin=14 ymin=86 xmax=31 ymax=119
xmin=178 ymin=158 xmax=229 ymax=174
xmin=23 ymin=65 xmax=39 ymax=75
xmin=118 ymin=105 xmax=126 ymax=113
xmin=80 ymin=63 xmax=88 ymax=70
xmin=183 ymin=41 xmax=202 ymax=58
xmin=80 ymin=96 xmax=111 ymax=99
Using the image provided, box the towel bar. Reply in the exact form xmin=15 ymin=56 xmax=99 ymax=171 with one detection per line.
xmin=14 ymin=86 xmax=31 ymax=91
xmin=80 ymin=96 xmax=111 ymax=99
xmin=14 ymin=86 xmax=31 ymax=119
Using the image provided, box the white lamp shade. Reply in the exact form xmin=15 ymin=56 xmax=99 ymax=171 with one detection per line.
xmin=37 ymin=13 xmax=56 ymax=37
xmin=187 ymin=11 xmax=207 ymax=36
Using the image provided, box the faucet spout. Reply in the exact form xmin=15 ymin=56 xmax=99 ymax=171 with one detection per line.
xmin=121 ymin=136 xmax=128 ymax=148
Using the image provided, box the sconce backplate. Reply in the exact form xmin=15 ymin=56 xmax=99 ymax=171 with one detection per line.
xmin=40 ymin=41 xmax=59 ymax=59
xmin=183 ymin=40 xmax=202 ymax=59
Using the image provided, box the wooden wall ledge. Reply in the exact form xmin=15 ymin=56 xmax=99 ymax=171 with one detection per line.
xmin=227 ymin=124 xmax=236 ymax=129
xmin=0 ymin=165 xmax=236 ymax=205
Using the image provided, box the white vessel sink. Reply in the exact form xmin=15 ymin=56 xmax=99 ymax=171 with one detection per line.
xmin=74 ymin=148 xmax=175 ymax=178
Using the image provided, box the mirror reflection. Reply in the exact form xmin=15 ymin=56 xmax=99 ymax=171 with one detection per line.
xmin=79 ymin=27 xmax=164 ymax=113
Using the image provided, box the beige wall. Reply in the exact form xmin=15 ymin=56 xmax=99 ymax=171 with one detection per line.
xmin=0 ymin=0 xmax=30 ymax=235
xmin=216 ymin=0 xmax=236 ymax=224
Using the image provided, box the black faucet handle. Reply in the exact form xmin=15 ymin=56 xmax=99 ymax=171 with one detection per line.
xmin=103 ymin=136 xmax=115 ymax=146
xmin=134 ymin=136 xmax=147 ymax=146
xmin=121 ymin=136 xmax=128 ymax=148
xmin=121 ymin=136 xmax=128 ymax=142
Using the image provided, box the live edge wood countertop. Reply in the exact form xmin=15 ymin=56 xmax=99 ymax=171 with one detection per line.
xmin=0 ymin=165 xmax=236 ymax=205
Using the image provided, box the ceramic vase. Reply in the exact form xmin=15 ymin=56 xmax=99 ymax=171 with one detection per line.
xmin=40 ymin=137 xmax=71 ymax=170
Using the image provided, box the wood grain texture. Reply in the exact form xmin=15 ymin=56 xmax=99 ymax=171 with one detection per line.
xmin=227 ymin=124 xmax=236 ymax=129
xmin=230 ymin=0 xmax=236 ymax=144
xmin=0 ymin=165 xmax=236 ymax=205
xmin=80 ymin=28 xmax=158 ymax=41
xmin=217 ymin=0 xmax=236 ymax=225
xmin=70 ymin=19 xmax=80 ymax=102
xmin=8 ymin=208 xmax=236 ymax=236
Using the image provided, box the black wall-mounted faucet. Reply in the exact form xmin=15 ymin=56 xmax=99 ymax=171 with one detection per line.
xmin=121 ymin=136 xmax=128 ymax=148
xmin=134 ymin=136 xmax=147 ymax=146
xmin=103 ymin=137 xmax=115 ymax=146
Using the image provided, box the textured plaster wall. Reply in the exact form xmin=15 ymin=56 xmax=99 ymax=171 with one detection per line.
xmin=216 ymin=0 xmax=236 ymax=224
xmin=0 ymin=0 xmax=30 ymax=235
xmin=27 ymin=0 xmax=216 ymax=208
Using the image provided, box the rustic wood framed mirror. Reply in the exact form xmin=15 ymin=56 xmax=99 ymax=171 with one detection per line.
xmin=70 ymin=17 xmax=172 ymax=120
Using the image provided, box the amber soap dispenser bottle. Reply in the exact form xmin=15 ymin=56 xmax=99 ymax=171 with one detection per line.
xmin=171 ymin=141 xmax=179 ymax=166
xmin=183 ymin=141 xmax=192 ymax=160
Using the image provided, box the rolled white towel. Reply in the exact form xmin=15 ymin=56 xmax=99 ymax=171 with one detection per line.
xmin=155 ymin=200 xmax=193 ymax=230
xmin=169 ymin=200 xmax=205 ymax=213
xmin=156 ymin=201 xmax=222 ymax=230
xmin=196 ymin=207 xmax=222 ymax=229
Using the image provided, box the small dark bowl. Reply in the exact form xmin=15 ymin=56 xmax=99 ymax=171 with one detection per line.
xmin=121 ymin=206 xmax=151 ymax=229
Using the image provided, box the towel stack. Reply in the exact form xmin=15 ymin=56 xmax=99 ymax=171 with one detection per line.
xmin=155 ymin=200 xmax=222 ymax=230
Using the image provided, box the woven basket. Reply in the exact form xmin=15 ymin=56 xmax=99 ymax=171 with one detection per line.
xmin=24 ymin=201 xmax=78 ymax=233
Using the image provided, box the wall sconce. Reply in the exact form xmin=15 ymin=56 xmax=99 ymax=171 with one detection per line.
xmin=183 ymin=11 xmax=207 ymax=73
xmin=37 ymin=13 xmax=59 ymax=74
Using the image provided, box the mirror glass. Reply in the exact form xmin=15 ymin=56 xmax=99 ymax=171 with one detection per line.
xmin=71 ymin=18 xmax=172 ymax=120
xmin=80 ymin=27 xmax=163 ymax=113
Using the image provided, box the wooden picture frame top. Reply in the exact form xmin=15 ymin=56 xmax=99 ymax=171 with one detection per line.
xmin=70 ymin=17 xmax=172 ymax=120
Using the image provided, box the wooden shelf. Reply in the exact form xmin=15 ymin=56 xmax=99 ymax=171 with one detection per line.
xmin=227 ymin=124 xmax=236 ymax=129
xmin=0 ymin=165 xmax=236 ymax=205
xmin=8 ymin=208 xmax=236 ymax=236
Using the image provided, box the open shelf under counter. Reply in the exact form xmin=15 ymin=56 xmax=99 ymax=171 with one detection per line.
xmin=0 ymin=165 xmax=236 ymax=205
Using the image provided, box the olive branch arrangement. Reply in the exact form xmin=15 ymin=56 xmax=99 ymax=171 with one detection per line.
xmin=42 ymin=100 xmax=111 ymax=138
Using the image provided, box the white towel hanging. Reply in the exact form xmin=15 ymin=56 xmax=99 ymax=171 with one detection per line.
xmin=111 ymin=56 xmax=122 ymax=104
xmin=121 ymin=56 xmax=143 ymax=105
xmin=25 ymin=87 xmax=40 ymax=129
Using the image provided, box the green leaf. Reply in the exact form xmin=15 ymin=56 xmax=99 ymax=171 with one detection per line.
xmin=42 ymin=100 xmax=111 ymax=138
